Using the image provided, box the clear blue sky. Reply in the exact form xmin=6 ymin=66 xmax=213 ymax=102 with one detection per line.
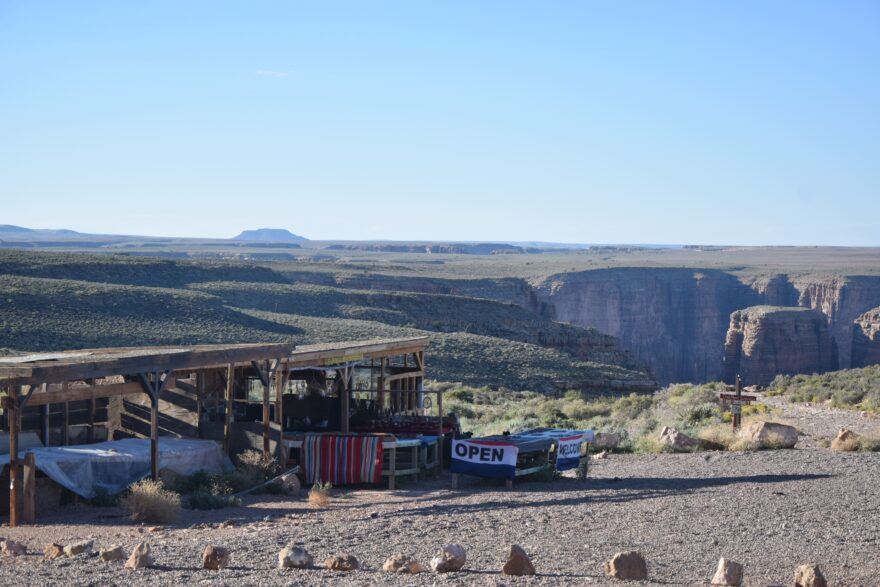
xmin=1 ymin=1 xmax=878 ymax=245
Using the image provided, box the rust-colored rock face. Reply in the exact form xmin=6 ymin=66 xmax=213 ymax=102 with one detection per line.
xmin=722 ymin=306 xmax=837 ymax=386
xmin=852 ymin=307 xmax=880 ymax=367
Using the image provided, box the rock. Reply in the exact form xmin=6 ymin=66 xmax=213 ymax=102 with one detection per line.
xmin=147 ymin=526 xmax=163 ymax=533
xmin=382 ymin=553 xmax=426 ymax=574
xmin=99 ymin=545 xmax=125 ymax=562
xmin=279 ymin=471 xmax=301 ymax=495
xmin=711 ymin=558 xmax=743 ymax=586
xmin=218 ymin=520 xmax=235 ymax=529
xmin=592 ymin=450 xmax=610 ymax=460
xmin=2 ymin=540 xmax=26 ymax=556
xmin=604 ymin=550 xmax=648 ymax=581
xmin=593 ymin=432 xmax=620 ymax=450
xmin=324 ymin=553 xmax=359 ymax=571
xmin=501 ymin=544 xmax=535 ymax=576
xmin=743 ymin=421 xmax=799 ymax=448
xmin=659 ymin=426 xmax=700 ymax=451
xmin=278 ymin=546 xmax=313 ymax=569
xmin=202 ymin=545 xmax=230 ymax=570
xmin=64 ymin=539 xmax=94 ymax=557
xmin=44 ymin=543 xmax=65 ymax=560
xmin=794 ymin=564 xmax=828 ymax=587
xmin=124 ymin=542 xmax=153 ymax=570
xmin=831 ymin=427 xmax=861 ymax=450
xmin=722 ymin=306 xmax=837 ymax=386
xmin=852 ymin=306 xmax=880 ymax=368
xmin=430 ymin=543 xmax=467 ymax=572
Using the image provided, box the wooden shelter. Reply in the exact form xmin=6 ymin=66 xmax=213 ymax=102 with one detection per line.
xmin=0 ymin=343 xmax=294 ymax=526
xmin=0 ymin=336 xmax=439 ymax=525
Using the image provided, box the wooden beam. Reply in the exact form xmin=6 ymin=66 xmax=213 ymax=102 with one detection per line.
xmin=16 ymin=381 xmax=144 ymax=406
xmin=0 ymin=343 xmax=297 ymax=387
xmin=384 ymin=370 xmax=424 ymax=383
xmin=339 ymin=367 xmax=351 ymax=434
xmin=8 ymin=386 xmax=20 ymax=527
xmin=23 ymin=452 xmax=35 ymax=525
xmin=377 ymin=358 xmax=386 ymax=411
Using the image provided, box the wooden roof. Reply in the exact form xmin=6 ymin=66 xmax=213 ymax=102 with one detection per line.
xmin=0 ymin=343 xmax=296 ymax=386
xmin=285 ymin=336 xmax=429 ymax=368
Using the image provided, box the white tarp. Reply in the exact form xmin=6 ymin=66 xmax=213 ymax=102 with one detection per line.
xmin=0 ymin=438 xmax=232 ymax=498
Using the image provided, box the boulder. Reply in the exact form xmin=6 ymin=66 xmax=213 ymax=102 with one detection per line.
xmin=44 ymin=543 xmax=65 ymax=560
xmin=382 ymin=553 xmax=426 ymax=574
xmin=592 ymin=450 xmax=610 ymax=461
xmin=430 ymin=543 xmax=467 ymax=573
xmin=604 ymin=551 xmax=648 ymax=581
xmin=831 ymin=428 xmax=861 ymax=451
xmin=124 ymin=542 xmax=153 ymax=570
xmin=593 ymin=432 xmax=620 ymax=450
xmin=711 ymin=558 xmax=743 ymax=586
xmin=2 ymin=540 xmax=26 ymax=556
xmin=279 ymin=472 xmax=301 ymax=495
xmin=64 ymin=539 xmax=94 ymax=557
xmin=659 ymin=426 xmax=700 ymax=451
xmin=99 ymin=545 xmax=125 ymax=562
xmin=794 ymin=564 xmax=827 ymax=587
xmin=202 ymin=545 xmax=230 ymax=570
xmin=279 ymin=546 xmax=313 ymax=569
xmin=743 ymin=421 xmax=798 ymax=448
xmin=325 ymin=553 xmax=359 ymax=571
xmin=501 ymin=544 xmax=535 ymax=576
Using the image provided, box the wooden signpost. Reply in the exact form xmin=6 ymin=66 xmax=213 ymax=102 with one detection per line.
xmin=720 ymin=375 xmax=756 ymax=430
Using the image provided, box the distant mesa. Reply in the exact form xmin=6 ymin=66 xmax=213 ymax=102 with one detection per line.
xmin=0 ymin=224 xmax=81 ymax=236
xmin=232 ymin=228 xmax=307 ymax=242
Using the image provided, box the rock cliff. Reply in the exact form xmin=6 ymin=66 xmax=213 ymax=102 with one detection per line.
xmin=721 ymin=306 xmax=837 ymax=386
xmin=531 ymin=269 xmax=880 ymax=384
xmin=852 ymin=306 xmax=880 ymax=367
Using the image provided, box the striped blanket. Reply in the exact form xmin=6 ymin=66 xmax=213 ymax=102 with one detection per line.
xmin=302 ymin=435 xmax=384 ymax=485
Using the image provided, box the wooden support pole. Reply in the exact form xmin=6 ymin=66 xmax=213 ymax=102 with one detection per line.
xmin=23 ymin=452 xmax=36 ymax=524
xmin=377 ymin=358 xmax=386 ymax=411
xmin=224 ymin=363 xmax=234 ymax=455
xmin=41 ymin=382 xmax=49 ymax=446
xmin=62 ymin=381 xmax=69 ymax=446
xmin=8 ymin=385 xmax=20 ymax=527
xmin=150 ymin=378 xmax=159 ymax=481
xmin=262 ymin=361 xmax=273 ymax=455
xmin=340 ymin=367 xmax=350 ymax=434
xmin=274 ymin=365 xmax=285 ymax=426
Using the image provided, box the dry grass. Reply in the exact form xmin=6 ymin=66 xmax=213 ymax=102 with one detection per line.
xmin=120 ymin=478 xmax=182 ymax=524
xmin=697 ymin=424 xmax=758 ymax=451
xmin=308 ymin=481 xmax=332 ymax=508
xmin=831 ymin=434 xmax=880 ymax=452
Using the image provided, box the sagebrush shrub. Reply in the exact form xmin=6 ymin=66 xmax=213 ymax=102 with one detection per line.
xmin=120 ymin=478 xmax=181 ymax=524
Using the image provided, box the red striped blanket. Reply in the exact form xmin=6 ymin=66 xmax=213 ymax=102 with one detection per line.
xmin=302 ymin=435 xmax=384 ymax=485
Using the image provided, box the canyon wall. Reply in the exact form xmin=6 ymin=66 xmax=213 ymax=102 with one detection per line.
xmin=531 ymin=269 xmax=880 ymax=384
xmin=852 ymin=306 xmax=880 ymax=368
xmin=721 ymin=306 xmax=837 ymax=386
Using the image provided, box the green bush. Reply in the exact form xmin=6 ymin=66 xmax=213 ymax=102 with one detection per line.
xmin=188 ymin=491 xmax=241 ymax=510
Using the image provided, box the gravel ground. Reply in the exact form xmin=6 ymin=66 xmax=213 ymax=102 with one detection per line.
xmin=1 ymin=405 xmax=878 ymax=586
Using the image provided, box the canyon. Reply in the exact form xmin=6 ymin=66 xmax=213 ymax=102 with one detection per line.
xmin=530 ymin=269 xmax=880 ymax=385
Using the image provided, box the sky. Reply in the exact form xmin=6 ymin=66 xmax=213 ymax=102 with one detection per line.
xmin=1 ymin=1 xmax=878 ymax=246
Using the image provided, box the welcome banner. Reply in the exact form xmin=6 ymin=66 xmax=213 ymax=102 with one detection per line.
xmin=555 ymin=433 xmax=588 ymax=471
xmin=450 ymin=439 xmax=518 ymax=480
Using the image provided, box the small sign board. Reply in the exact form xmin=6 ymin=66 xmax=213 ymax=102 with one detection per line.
xmin=719 ymin=393 xmax=757 ymax=403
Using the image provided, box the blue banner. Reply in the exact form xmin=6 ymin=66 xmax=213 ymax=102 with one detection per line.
xmin=451 ymin=439 xmax=518 ymax=480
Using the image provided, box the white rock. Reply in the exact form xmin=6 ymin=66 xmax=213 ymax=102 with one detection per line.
xmin=430 ymin=543 xmax=466 ymax=573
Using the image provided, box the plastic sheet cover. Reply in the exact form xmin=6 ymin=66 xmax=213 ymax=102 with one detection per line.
xmin=0 ymin=438 xmax=233 ymax=498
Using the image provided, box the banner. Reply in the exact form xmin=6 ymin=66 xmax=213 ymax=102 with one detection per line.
xmin=555 ymin=433 xmax=587 ymax=471
xmin=450 ymin=439 xmax=518 ymax=480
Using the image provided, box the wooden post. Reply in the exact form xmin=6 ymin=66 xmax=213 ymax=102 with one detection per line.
xmin=262 ymin=361 xmax=272 ymax=455
xmin=150 ymin=380 xmax=159 ymax=481
xmin=437 ymin=390 xmax=443 ymax=436
xmin=275 ymin=363 xmax=285 ymax=426
xmin=41 ymin=382 xmax=50 ymax=446
xmin=62 ymin=381 xmax=70 ymax=446
xmin=388 ymin=444 xmax=397 ymax=490
xmin=224 ymin=363 xmax=234 ymax=455
xmin=196 ymin=371 xmax=204 ymax=435
xmin=377 ymin=357 xmax=386 ymax=411
xmin=23 ymin=452 xmax=36 ymax=524
xmin=451 ymin=472 xmax=459 ymax=489
xmin=340 ymin=367 xmax=350 ymax=434
xmin=8 ymin=385 xmax=20 ymax=527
